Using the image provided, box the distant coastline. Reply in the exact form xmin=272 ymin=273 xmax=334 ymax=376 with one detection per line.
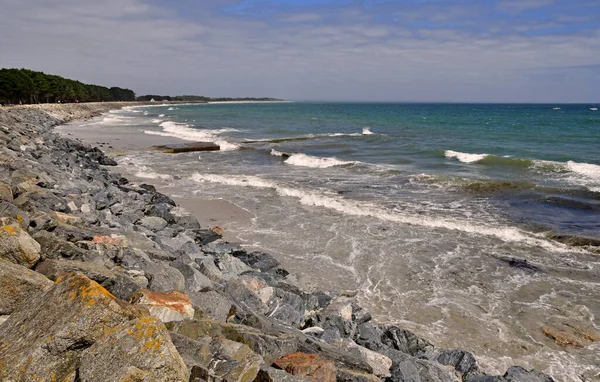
xmin=0 ymin=67 xmax=283 ymax=106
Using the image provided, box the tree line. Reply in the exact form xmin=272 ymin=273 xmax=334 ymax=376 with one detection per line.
xmin=0 ymin=68 xmax=136 ymax=105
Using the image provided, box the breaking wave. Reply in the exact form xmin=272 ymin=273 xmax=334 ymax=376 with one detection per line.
xmin=143 ymin=121 xmax=239 ymax=151
xmin=189 ymin=173 xmax=575 ymax=252
xmin=270 ymin=150 xmax=358 ymax=168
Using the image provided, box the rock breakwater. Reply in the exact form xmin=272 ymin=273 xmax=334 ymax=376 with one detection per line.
xmin=0 ymin=103 xmax=557 ymax=381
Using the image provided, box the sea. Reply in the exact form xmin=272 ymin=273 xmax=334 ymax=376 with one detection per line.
xmin=81 ymin=102 xmax=600 ymax=380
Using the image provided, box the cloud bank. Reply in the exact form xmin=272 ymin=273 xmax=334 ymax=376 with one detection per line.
xmin=0 ymin=0 xmax=598 ymax=102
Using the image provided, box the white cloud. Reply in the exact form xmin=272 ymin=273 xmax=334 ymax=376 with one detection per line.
xmin=0 ymin=0 xmax=598 ymax=102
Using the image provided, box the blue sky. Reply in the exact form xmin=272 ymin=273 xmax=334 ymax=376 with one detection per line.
xmin=0 ymin=0 xmax=599 ymax=102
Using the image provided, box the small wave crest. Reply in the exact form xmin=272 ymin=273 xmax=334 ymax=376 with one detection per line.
xmin=445 ymin=150 xmax=488 ymax=163
xmin=362 ymin=127 xmax=374 ymax=135
xmin=144 ymin=121 xmax=239 ymax=151
xmin=566 ymin=161 xmax=600 ymax=181
xmin=245 ymin=128 xmax=376 ymax=144
xmin=189 ymin=173 xmax=576 ymax=252
xmin=269 ymin=150 xmax=357 ymax=168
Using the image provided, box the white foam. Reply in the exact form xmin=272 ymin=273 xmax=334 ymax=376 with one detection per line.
xmin=189 ymin=173 xmax=576 ymax=252
xmin=566 ymin=161 xmax=600 ymax=181
xmin=135 ymin=170 xmax=173 ymax=180
xmin=284 ymin=153 xmax=355 ymax=168
xmin=158 ymin=114 xmax=165 ymax=117
xmin=445 ymin=150 xmax=488 ymax=164
xmin=167 ymin=107 xmax=175 ymax=110
xmin=362 ymin=127 xmax=374 ymax=135
xmin=144 ymin=121 xmax=239 ymax=151
xmin=151 ymin=119 xmax=163 ymax=124
xmin=270 ymin=149 xmax=286 ymax=157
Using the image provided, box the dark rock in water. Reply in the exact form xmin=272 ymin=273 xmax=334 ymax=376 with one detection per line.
xmin=154 ymin=142 xmax=220 ymax=153
xmin=495 ymin=256 xmax=543 ymax=273
xmin=547 ymin=233 xmax=600 ymax=247
xmin=436 ymin=349 xmax=478 ymax=374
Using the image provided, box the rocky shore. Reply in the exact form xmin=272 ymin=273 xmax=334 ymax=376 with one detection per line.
xmin=0 ymin=103 xmax=557 ymax=381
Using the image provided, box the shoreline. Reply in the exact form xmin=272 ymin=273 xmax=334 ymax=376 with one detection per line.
xmin=0 ymin=103 xmax=564 ymax=380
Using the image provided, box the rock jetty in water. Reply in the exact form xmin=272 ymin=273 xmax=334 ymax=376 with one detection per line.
xmin=0 ymin=103 xmax=557 ymax=381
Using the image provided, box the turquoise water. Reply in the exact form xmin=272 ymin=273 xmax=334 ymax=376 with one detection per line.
xmin=139 ymin=102 xmax=600 ymax=239
xmin=95 ymin=103 xmax=600 ymax=379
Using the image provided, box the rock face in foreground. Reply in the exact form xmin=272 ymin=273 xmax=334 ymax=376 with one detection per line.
xmin=0 ymin=104 xmax=559 ymax=381
xmin=0 ymin=273 xmax=188 ymax=381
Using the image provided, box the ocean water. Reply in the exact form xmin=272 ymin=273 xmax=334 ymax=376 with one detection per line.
xmin=92 ymin=103 xmax=599 ymax=380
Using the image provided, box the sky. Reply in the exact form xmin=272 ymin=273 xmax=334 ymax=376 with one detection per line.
xmin=0 ymin=0 xmax=599 ymax=102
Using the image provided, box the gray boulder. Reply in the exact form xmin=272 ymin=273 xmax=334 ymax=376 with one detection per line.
xmin=170 ymin=332 xmax=263 ymax=381
xmin=0 ymin=258 xmax=53 ymax=315
xmin=0 ymin=223 xmax=41 ymax=267
xmin=188 ymin=290 xmax=235 ymax=322
xmin=137 ymin=216 xmax=169 ymax=231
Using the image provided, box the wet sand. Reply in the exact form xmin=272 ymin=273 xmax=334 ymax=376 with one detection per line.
xmin=56 ymin=111 xmax=254 ymax=241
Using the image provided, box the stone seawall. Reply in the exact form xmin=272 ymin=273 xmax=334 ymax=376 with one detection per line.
xmin=0 ymin=104 xmax=555 ymax=381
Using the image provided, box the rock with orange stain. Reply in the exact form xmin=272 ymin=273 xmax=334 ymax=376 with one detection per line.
xmin=130 ymin=289 xmax=194 ymax=323
xmin=92 ymin=234 xmax=128 ymax=247
xmin=273 ymin=352 xmax=337 ymax=382
xmin=211 ymin=225 xmax=225 ymax=235
xmin=53 ymin=211 xmax=82 ymax=225
xmin=0 ymin=222 xmax=41 ymax=267
xmin=0 ymin=273 xmax=188 ymax=381
xmin=78 ymin=315 xmax=189 ymax=381
xmin=542 ymin=317 xmax=600 ymax=348
xmin=0 ymin=257 xmax=53 ymax=315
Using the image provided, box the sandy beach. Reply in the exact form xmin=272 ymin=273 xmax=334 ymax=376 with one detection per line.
xmin=55 ymin=109 xmax=254 ymax=242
